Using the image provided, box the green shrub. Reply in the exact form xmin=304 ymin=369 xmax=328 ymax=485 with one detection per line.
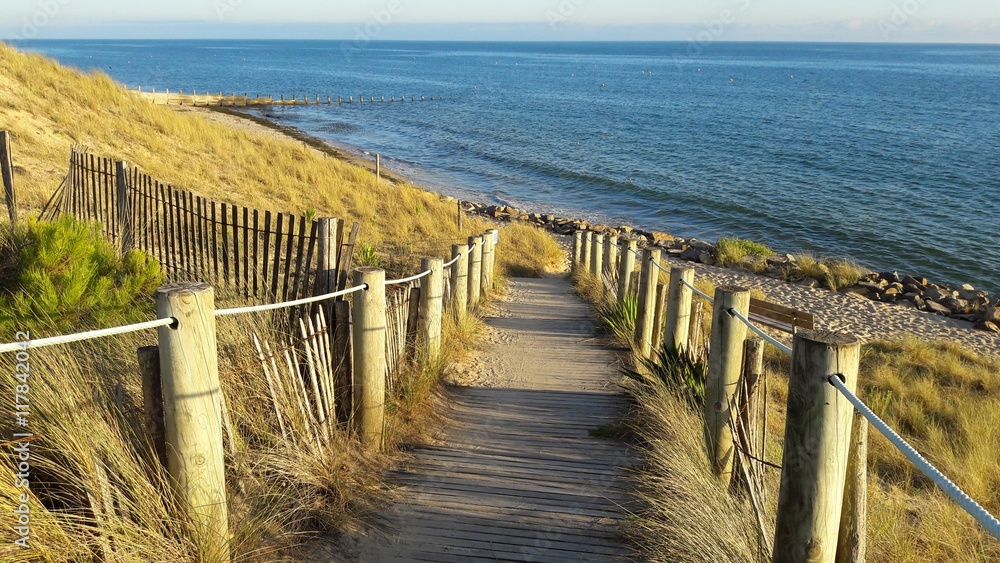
xmin=354 ymin=242 xmax=382 ymax=268
xmin=624 ymin=346 xmax=708 ymax=408
xmin=600 ymin=294 xmax=638 ymax=343
xmin=714 ymin=237 xmax=775 ymax=266
xmin=791 ymin=253 xmax=865 ymax=291
xmin=0 ymin=217 xmax=163 ymax=331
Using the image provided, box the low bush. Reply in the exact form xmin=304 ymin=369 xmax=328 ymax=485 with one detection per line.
xmin=714 ymin=237 xmax=775 ymax=267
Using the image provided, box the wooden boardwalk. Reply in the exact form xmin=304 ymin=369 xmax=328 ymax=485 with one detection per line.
xmin=354 ymin=277 xmax=638 ymax=562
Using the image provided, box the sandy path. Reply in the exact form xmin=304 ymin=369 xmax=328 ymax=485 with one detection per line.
xmin=327 ymin=277 xmax=638 ymax=562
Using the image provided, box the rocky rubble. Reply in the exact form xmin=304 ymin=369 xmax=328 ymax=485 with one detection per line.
xmin=460 ymin=201 xmax=1000 ymax=333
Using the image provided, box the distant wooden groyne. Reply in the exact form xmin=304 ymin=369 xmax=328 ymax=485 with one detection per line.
xmin=132 ymin=87 xmax=444 ymax=108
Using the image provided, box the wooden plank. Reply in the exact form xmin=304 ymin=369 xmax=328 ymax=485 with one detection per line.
xmin=261 ymin=210 xmax=272 ymax=297
xmin=221 ymin=203 xmax=230 ymax=285
xmin=243 ymin=207 xmax=250 ymax=298
xmin=180 ymin=191 xmax=192 ymax=277
xmin=160 ymin=183 xmax=173 ymax=273
xmin=232 ymin=204 xmax=241 ymax=296
xmin=270 ymin=213 xmax=284 ymax=299
xmin=252 ymin=209 xmax=260 ymax=298
xmin=281 ymin=214 xmax=296 ymax=301
xmin=336 ymin=221 xmax=360 ymax=293
xmin=289 ymin=217 xmax=312 ymax=302
xmin=211 ymin=201 xmax=220 ymax=282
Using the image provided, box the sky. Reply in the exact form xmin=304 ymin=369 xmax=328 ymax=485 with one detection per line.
xmin=1 ymin=0 xmax=998 ymax=43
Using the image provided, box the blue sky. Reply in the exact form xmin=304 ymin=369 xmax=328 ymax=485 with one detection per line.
xmin=1 ymin=0 xmax=998 ymax=43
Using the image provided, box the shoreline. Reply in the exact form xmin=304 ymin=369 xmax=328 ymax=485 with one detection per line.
xmin=176 ymin=104 xmax=1000 ymax=345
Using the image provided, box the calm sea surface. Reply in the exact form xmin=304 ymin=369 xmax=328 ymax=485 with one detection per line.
xmin=17 ymin=40 xmax=1000 ymax=291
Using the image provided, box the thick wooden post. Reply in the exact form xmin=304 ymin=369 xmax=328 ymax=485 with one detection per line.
xmin=581 ymin=231 xmax=593 ymax=274
xmin=115 ymin=161 xmax=133 ymax=252
xmin=138 ymin=346 xmax=166 ymax=468
xmin=634 ymin=248 xmax=661 ymax=359
xmin=487 ymin=229 xmax=500 ymax=284
xmin=481 ymin=231 xmax=495 ymax=296
xmin=450 ymin=244 xmax=469 ymax=321
xmin=664 ymin=267 xmax=695 ymax=354
xmin=773 ymin=330 xmax=860 ymax=563
xmin=468 ymin=236 xmax=484 ymax=309
xmin=0 ymin=131 xmax=17 ymax=223
xmin=604 ymin=235 xmax=619 ymax=277
xmin=837 ymin=412 xmax=868 ymax=563
xmin=618 ymin=239 xmax=637 ymax=301
xmin=651 ymin=282 xmax=668 ymax=352
xmin=352 ymin=268 xmax=387 ymax=451
xmin=155 ymin=283 xmax=229 ymax=561
xmin=706 ymin=286 xmax=750 ymax=483
xmin=376 ymin=154 xmax=381 ymax=179
xmin=418 ymin=258 xmax=444 ymax=362
xmin=590 ymin=233 xmax=604 ymax=278
xmin=572 ymin=231 xmax=583 ymax=270
xmin=314 ymin=217 xmax=341 ymax=316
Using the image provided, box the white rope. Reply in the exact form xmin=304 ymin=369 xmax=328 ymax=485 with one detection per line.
xmin=0 ymin=318 xmax=176 ymax=355
xmin=443 ymin=254 xmax=462 ymax=268
xmin=652 ymin=260 xmax=671 ymax=274
xmin=681 ymin=278 xmax=715 ymax=303
xmin=828 ymin=375 xmax=1000 ymax=540
xmin=386 ymin=270 xmax=432 ymax=286
xmin=215 ymin=285 xmax=368 ymax=317
xmin=728 ymin=308 xmax=793 ymax=355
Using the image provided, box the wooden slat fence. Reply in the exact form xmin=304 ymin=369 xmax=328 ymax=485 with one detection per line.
xmin=45 ymin=149 xmax=355 ymax=309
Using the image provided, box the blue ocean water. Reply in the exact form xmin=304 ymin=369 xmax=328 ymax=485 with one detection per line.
xmin=15 ymin=40 xmax=1000 ymax=292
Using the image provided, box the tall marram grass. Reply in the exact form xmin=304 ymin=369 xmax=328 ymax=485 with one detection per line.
xmin=573 ymin=262 xmax=1000 ymax=562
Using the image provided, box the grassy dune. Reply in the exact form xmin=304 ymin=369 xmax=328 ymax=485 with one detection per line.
xmin=0 ymin=42 xmax=563 ymax=277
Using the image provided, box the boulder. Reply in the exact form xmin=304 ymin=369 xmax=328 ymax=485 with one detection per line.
xmin=957 ymin=288 xmax=986 ymax=301
xmin=940 ymin=297 xmax=970 ymax=313
xmin=618 ymin=225 xmax=633 ymax=234
xmin=688 ymin=239 xmax=714 ymax=251
xmin=924 ymin=300 xmax=951 ymax=315
xmin=680 ymin=247 xmax=703 ymax=262
xmin=924 ymin=286 xmax=954 ymax=302
xmin=903 ymin=275 xmax=928 ymax=287
xmin=651 ymin=231 xmax=673 ymax=244
xmin=897 ymin=299 xmax=918 ymax=309
xmin=981 ymin=306 xmax=1000 ymax=323
xmin=879 ymin=271 xmax=901 ymax=284
xmin=698 ymin=252 xmax=715 ymax=265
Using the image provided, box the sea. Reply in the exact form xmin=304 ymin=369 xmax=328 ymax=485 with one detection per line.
xmin=14 ymin=40 xmax=1000 ymax=292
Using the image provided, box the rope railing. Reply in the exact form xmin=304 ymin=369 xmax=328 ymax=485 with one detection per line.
xmin=215 ymin=285 xmax=368 ymax=317
xmin=0 ymin=318 xmax=176 ymax=355
xmin=728 ymin=308 xmax=793 ymax=355
xmin=681 ymin=278 xmax=715 ymax=303
xmin=386 ymin=270 xmax=432 ymax=286
xmin=828 ymin=375 xmax=1000 ymax=540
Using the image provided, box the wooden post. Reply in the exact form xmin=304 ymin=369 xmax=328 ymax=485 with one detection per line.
xmin=572 ymin=231 xmax=583 ymax=270
xmin=705 ymin=285 xmax=750 ymax=483
xmin=451 ymin=244 xmax=469 ymax=321
xmin=457 ymin=201 xmax=464 ymax=231
xmin=0 ymin=131 xmax=17 ymax=223
xmin=138 ymin=346 xmax=166 ymax=468
xmin=332 ymin=301 xmax=353 ymax=424
xmin=634 ymin=248 xmax=662 ymax=359
xmin=115 ymin=161 xmax=133 ymax=252
xmin=773 ymin=330 xmax=860 ymax=563
xmin=488 ymin=229 xmax=500 ymax=285
xmin=480 ymin=232 xmax=494 ymax=297
xmin=618 ymin=239 xmax=637 ymax=302
xmin=351 ymin=268 xmax=387 ymax=451
xmin=837 ymin=412 xmax=868 ymax=563
xmin=315 ymin=217 xmax=341 ymax=385
xmin=664 ymin=267 xmax=695 ymax=354
xmin=155 ymin=283 xmax=229 ymax=561
xmin=468 ymin=236 xmax=483 ymax=309
xmin=604 ymin=235 xmax=619 ymax=277
xmin=581 ymin=231 xmax=592 ymax=274
xmin=590 ymin=233 xmax=604 ymax=278
xmin=651 ymin=282 xmax=668 ymax=352
xmin=376 ymin=154 xmax=381 ymax=179
xmin=418 ymin=258 xmax=444 ymax=362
